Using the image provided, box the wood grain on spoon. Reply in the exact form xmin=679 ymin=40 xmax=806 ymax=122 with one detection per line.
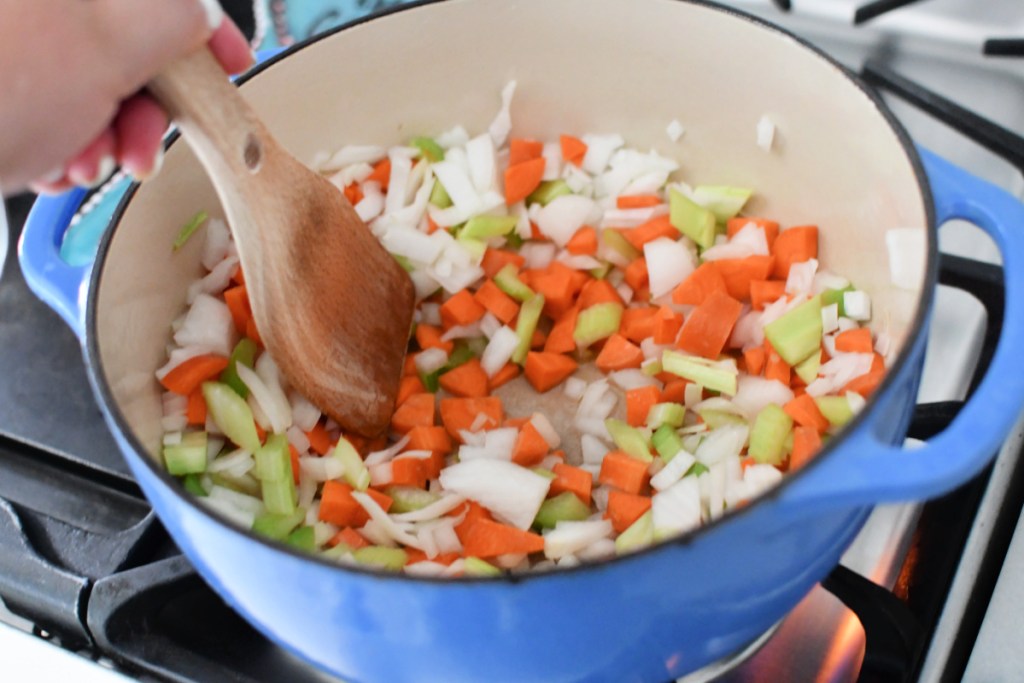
xmin=148 ymin=49 xmax=414 ymax=436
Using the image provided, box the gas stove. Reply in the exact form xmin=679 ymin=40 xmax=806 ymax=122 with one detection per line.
xmin=1 ymin=1 xmax=1023 ymax=681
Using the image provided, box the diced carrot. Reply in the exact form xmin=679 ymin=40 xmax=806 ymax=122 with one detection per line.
xmin=842 ymin=370 xmax=884 ymax=397
xmin=504 ymin=416 xmax=531 ymax=429
xmin=716 ymin=255 xmax=775 ymax=302
xmin=403 ymin=354 xmax=419 ymax=377
xmin=328 ymin=527 xmax=370 ymax=550
xmin=626 ymin=386 xmax=662 ymax=428
xmin=343 ymin=182 xmax=364 ymax=207
xmin=527 ymin=264 xmax=576 ymax=319
xmin=835 ymin=328 xmax=874 ymax=354
xmin=616 ymin=194 xmax=663 ymax=209
xmin=223 ymin=285 xmax=251 ymax=335
xmin=577 ymin=278 xmax=622 ymax=310
xmin=750 ymin=280 xmax=787 ymax=311
xmin=185 ymin=389 xmax=207 ymax=426
xmin=512 ymin=421 xmax=549 ymax=467
xmin=784 ymin=394 xmax=830 ymax=432
xmin=598 ymin=451 xmax=651 ymax=495
xmin=440 ymin=289 xmax=487 ymax=329
xmin=392 ymin=393 xmax=436 ymax=434
xmin=397 ymin=375 xmax=427 ymax=406
xmin=489 ymin=363 xmax=521 ymax=391
xmin=550 ymin=463 xmax=593 ymax=506
xmin=462 ymin=518 xmax=545 ymax=558
xmin=652 ymin=306 xmax=683 ymax=345
xmin=439 ymin=358 xmax=489 ymax=398
xmin=288 ymin=445 xmax=300 ymax=485
xmin=306 ymin=422 xmax=333 ymax=456
xmin=789 ymin=426 xmax=822 ymax=470
xmin=390 ymin=456 xmax=427 ymax=488
xmin=623 ymin=257 xmax=649 ymax=292
xmin=740 ymin=457 xmax=757 ymax=472
xmin=544 ymin=306 xmax=579 ymax=354
xmin=662 ymin=379 xmax=689 ymax=404
xmin=245 ymin=317 xmax=263 ymax=348
xmin=453 ymin=501 xmax=494 ymax=544
xmin=426 ymin=215 xmax=441 ymax=235
xmin=726 ymin=217 xmax=780 ymax=249
xmin=254 ymin=423 xmax=267 ymax=444
xmin=160 ymin=354 xmax=230 ymax=395
xmin=744 ymin=346 xmax=766 ymax=376
xmin=406 ymin=425 xmax=452 ymax=456
xmin=231 ymin=266 xmax=245 ymax=286
xmin=439 ymin=397 xmax=504 ymax=441
xmin=672 ymin=262 xmax=728 ymax=306
xmin=414 ymin=324 xmax=454 ymax=354
xmin=772 ymin=226 xmax=818 ymax=279
xmin=676 ymin=290 xmax=743 ymax=359
xmin=623 ymin=215 xmax=678 ymax=251
xmin=366 ymin=158 xmax=391 ymax=190
xmin=764 ymin=341 xmax=791 ymax=385
xmin=620 ymin=306 xmax=658 ymax=344
xmin=560 ymin=134 xmax=588 ymax=166
xmin=509 ymin=138 xmax=544 ymax=166
xmin=595 ymin=334 xmax=644 ymax=372
xmin=605 ymin=490 xmax=653 ymax=534
xmin=524 ymin=351 xmax=578 ymax=393
xmin=871 ymin=352 xmax=885 ymax=374
xmin=566 ymin=226 xmax=598 ymax=256
xmin=319 ymin=481 xmax=392 ymax=527
xmin=405 ymin=549 xmax=461 ymax=566
xmin=481 ymin=249 xmax=526 ymax=279
xmin=505 ymin=157 xmax=547 ymax=205
xmin=474 ymin=280 xmax=519 ymax=324
xmin=530 ymin=328 xmax=548 ymax=349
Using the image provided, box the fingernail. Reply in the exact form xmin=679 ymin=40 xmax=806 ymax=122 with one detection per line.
xmin=197 ymin=0 xmax=224 ymax=30
xmin=133 ymin=147 xmax=165 ymax=182
xmin=70 ymin=155 xmax=116 ymax=189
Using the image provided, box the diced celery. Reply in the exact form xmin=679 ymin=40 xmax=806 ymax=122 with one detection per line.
xmin=333 ymin=436 xmax=370 ymax=491
xmin=698 ymin=409 xmax=746 ymax=429
xmin=445 ymin=342 xmax=476 ymax=371
xmin=652 ymin=424 xmax=683 ymax=462
xmin=182 ymin=473 xmax=208 ymax=497
xmin=164 ymin=431 xmax=208 ymax=476
xmin=606 ymin=418 xmax=653 ymax=462
xmin=394 ymin=254 xmax=415 ymax=273
xmin=641 ymin=360 xmax=663 ymax=377
xmin=252 ymin=508 xmax=305 ymax=540
xmin=646 ymin=403 xmax=686 ymax=430
xmin=574 ymin=302 xmax=624 ymax=349
xmin=385 ymin=486 xmax=441 ymax=513
xmin=691 ymin=186 xmax=753 ymax=222
xmin=662 ymin=351 xmax=738 ymax=396
xmin=353 ymin=546 xmax=408 ymax=571
xmin=456 ymin=237 xmax=488 ymax=261
xmin=255 ymin=434 xmax=291 ymax=482
xmin=464 ymin=557 xmax=502 ymax=576
xmin=615 ymin=510 xmax=654 ymax=554
xmin=429 ymin=179 xmax=452 ymax=208
xmin=285 ymin=526 xmax=316 ymax=552
xmin=512 ymin=294 xmax=545 ymax=364
xmin=461 ymin=215 xmax=519 ymax=240
xmin=601 ymin=229 xmax=641 ymax=262
xmin=669 ymin=188 xmax=716 ymax=249
xmin=411 ymin=136 xmax=445 ymax=162
xmin=764 ymin=296 xmax=823 ymax=366
xmin=494 ymin=263 xmax=535 ymax=302
xmin=528 ymin=179 xmax=572 ymax=206
xmin=822 ymin=286 xmax=854 ymax=317
xmin=815 ymin=395 xmax=854 ymax=428
xmin=320 ymin=544 xmax=353 ymax=561
xmin=749 ymin=404 xmax=794 ymax=465
xmin=588 ymin=263 xmax=612 ymax=280
xmin=210 ymin=472 xmax=261 ymax=497
xmin=534 ymin=492 xmax=591 ymax=529
xmin=794 ymin=351 xmax=821 ymax=385
xmin=172 ymin=210 xmax=208 ymax=251
xmin=506 ymin=232 xmax=524 ymax=249
xmin=261 ymin=476 xmax=297 ymax=515
xmin=420 ymin=370 xmax=441 ymax=393
xmin=202 ymin=381 xmax=261 ymax=453
xmin=220 ymin=338 xmax=258 ymax=398
xmin=531 ymin=468 xmax=557 ymax=480
xmin=686 ymin=462 xmax=709 ymax=478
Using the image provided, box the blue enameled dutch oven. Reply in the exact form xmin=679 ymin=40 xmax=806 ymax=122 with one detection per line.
xmin=18 ymin=0 xmax=1024 ymax=681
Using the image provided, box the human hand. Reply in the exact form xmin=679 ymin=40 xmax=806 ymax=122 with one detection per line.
xmin=0 ymin=0 xmax=254 ymax=195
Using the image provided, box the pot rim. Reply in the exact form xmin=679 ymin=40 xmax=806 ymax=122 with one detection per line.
xmin=86 ymin=0 xmax=938 ymax=584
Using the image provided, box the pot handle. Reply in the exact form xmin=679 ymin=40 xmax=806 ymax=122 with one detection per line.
xmin=18 ymin=188 xmax=92 ymax=339
xmin=779 ymin=147 xmax=1024 ymax=510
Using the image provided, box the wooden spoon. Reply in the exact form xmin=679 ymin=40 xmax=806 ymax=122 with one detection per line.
xmin=148 ymin=49 xmax=414 ymax=437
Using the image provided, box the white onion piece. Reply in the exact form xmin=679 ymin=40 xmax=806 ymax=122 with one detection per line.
xmin=441 ymin=322 xmax=482 ymax=342
xmin=581 ymin=134 xmax=625 ymax=175
xmin=362 ymin=435 xmax=410 ymax=467
xmin=156 ymin=346 xmax=210 ymax=381
xmin=436 ymin=125 xmax=469 ymax=149
xmin=601 ymin=206 xmax=667 ymax=229
xmin=887 ymin=227 xmax=927 ymax=290
xmin=208 ymin=448 xmax=253 ymax=477
xmin=521 ymin=242 xmax=558 ymax=269
xmin=564 ymin=377 xmax=587 ymax=400
xmin=543 ymin=520 xmax=613 ymax=559
xmin=384 ymin=153 xmax=413 ymax=215
xmin=187 ymin=255 xmax=239 ymax=304
xmin=351 ymin=492 xmax=424 ymax=550
xmin=392 ymin=495 xmax=467 ymax=523
xmin=785 ymin=259 xmax=819 ymax=295
xmin=813 ymin=270 xmax=851 ymax=294
xmin=729 ymin=309 xmax=763 ymax=349
xmin=732 ymin=376 xmax=794 ymax=420
xmin=235 ymin=363 xmax=290 ymax=434
xmin=701 ymin=224 xmax=768 ymax=261
xmin=382 ymin=226 xmax=444 ymax=264
xmin=173 ymin=294 xmax=235 ymax=358
xmin=652 ymin=477 xmax=701 ymax=537
xmin=355 ymin=182 xmax=385 ymax=222
xmin=285 ymin=426 xmax=310 ymax=454
xmin=644 ymin=237 xmax=696 ymax=299
xmin=439 ymin=460 xmax=551 ymax=530
xmin=201 ymin=218 xmax=233 ymax=270
xmin=529 ymin=413 xmax=561 ymax=449
xmin=323 ymin=145 xmax=386 ymax=170
xmin=581 ymin=434 xmax=610 ymax=465
xmin=202 ymin=490 xmax=259 ymax=529
xmin=757 ymin=116 xmax=776 ymax=151
xmin=844 ymin=291 xmax=872 ymax=321
xmin=415 ymin=348 xmax=449 ymax=375
xmin=821 ymin=303 xmax=840 ymax=335
xmin=481 ymin=326 xmax=519 ymax=377
xmin=466 ymin=133 xmax=497 ymax=194
xmin=650 ymin=450 xmax=697 ymax=491
xmin=667 ymin=119 xmax=685 ymax=142
xmin=695 ymin=424 xmax=749 ymax=466
xmin=609 ymin=369 xmax=660 ymax=391
xmin=536 ymin=195 xmax=598 ymax=246
xmin=744 ymin=463 xmax=783 ymax=498
xmin=255 ymin=353 xmax=292 ymax=430
xmin=541 ymin=142 xmax=563 ymax=181
xmin=300 ymin=455 xmax=345 ymax=482
xmin=488 ymin=80 xmax=517 ymax=147
xmin=431 ymin=160 xmax=481 ymax=216
xmin=289 ymin=391 xmax=321 ymax=432
xmin=479 ymin=313 xmax=502 ymax=340
xmin=559 ymin=253 xmax=604 ymax=271
xmin=327 ymin=161 xmax=373 ymax=189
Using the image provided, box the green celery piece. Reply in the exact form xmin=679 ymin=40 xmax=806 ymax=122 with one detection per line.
xmin=456 ymin=237 xmax=487 ymax=261
xmin=252 ymin=508 xmax=305 ymax=540
xmin=764 ymin=296 xmax=823 ymax=366
xmin=691 ymin=186 xmax=753 ymax=222
xmin=822 ymin=287 xmax=854 ymax=317
xmin=606 ymin=418 xmax=653 ymax=462
xmin=464 ymin=557 xmax=502 ymax=576
xmin=662 ymin=351 xmax=738 ymax=396
xmin=163 ymin=431 xmax=208 ymax=476
xmin=749 ymin=404 xmax=794 ymax=465
xmin=385 ymin=486 xmax=441 ymax=513
xmin=512 ymin=294 xmax=545 ymax=364
xmin=172 ymin=210 xmax=208 ymax=250
xmin=420 ymin=370 xmax=441 ymax=393
xmin=445 ymin=342 xmax=476 ymax=371
xmin=646 ymin=403 xmax=686 ymax=430
xmin=429 ymin=179 xmax=452 ymax=208
xmin=220 ymin=338 xmax=258 ymax=398
xmin=686 ymin=462 xmax=709 ymax=478
xmin=202 ymin=382 xmax=261 ymax=453
xmin=698 ymin=409 xmax=746 ymax=429
xmin=254 ymin=434 xmax=291 ymax=482
xmin=494 ymin=264 xmax=534 ymax=302
xmin=285 ymin=526 xmax=316 ymax=552
xmin=394 ymin=254 xmax=416 ymax=273
xmin=531 ymin=467 xmax=557 ymax=480
xmin=794 ymin=351 xmax=821 ymax=385
xmin=600 ymin=228 xmax=641 ymax=262
xmin=461 ymin=215 xmax=519 ymax=240
xmin=682 ymin=435 xmax=704 ymax=457
xmin=615 ymin=510 xmax=654 ymax=554
xmin=527 ymin=179 xmax=572 ymax=206
xmin=574 ymin=302 xmax=624 ymax=349
xmin=353 ymin=546 xmax=408 ymax=571
xmin=641 ymin=360 xmax=663 ymax=377
xmin=333 ymin=436 xmax=371 ymax=491
xmin=182 ymin=473 xmax=208 ymax=497
xmin=652 ymin=424 xmax=683 ymax=463
xmin=261 ymin=476 xmax=297 ymax=515
xmin=465 ymin=336 xmax=488 ymax=357
xmin=588 ymin=263 xmax=612 ymax=280
xmin=815 ymin=395 xmax=854 ymax=428
xmin=533 ymin=492 xmax=591 ymax=529
xmin=506 ymin=232 xmax=524 ymax=250
xmin=411 ymin=136 xmax=445 ymax=162
xmin=669 ymin=188 xmax=716 ymax=249
xmin=210 ymin=471 xmax=261 ymax=497
xmin=321 ymin=544 xmax=353 ymax=560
